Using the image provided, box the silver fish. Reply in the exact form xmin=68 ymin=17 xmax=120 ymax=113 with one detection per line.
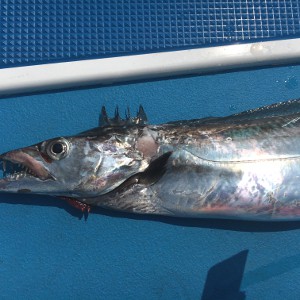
xmin=2 ymin=100 xmax=300 ymax=220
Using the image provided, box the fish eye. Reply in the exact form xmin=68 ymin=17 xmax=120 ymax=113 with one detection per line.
xmin=51 ymin=143 xmax=64 ymax=154
xmin=46 ymin=138 xmax=70 ymax=160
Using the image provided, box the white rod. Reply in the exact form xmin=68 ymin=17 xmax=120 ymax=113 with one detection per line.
xmin=1 ymin=38 xmax=300 ymax=95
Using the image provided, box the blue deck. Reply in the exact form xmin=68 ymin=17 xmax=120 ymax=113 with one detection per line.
xmin=0 ymin=65 xmax=300 ymax=299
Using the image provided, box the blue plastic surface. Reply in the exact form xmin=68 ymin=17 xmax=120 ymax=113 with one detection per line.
xmin=1 ymin=66 xmax=300 ymax=299
xmin=1 ymin=0 xmax=300 ymax=68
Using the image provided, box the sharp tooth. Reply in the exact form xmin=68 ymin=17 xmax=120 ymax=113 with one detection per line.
xmin=3 ymin=161 xmax=6 ymax=172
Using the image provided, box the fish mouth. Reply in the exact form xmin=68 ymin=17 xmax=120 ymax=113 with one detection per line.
xmin=0 ymin=149 xmax=54 ymax=181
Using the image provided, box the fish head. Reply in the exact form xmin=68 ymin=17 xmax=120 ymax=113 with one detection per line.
xmin=0 ymin=131 xmax=147 ymax=197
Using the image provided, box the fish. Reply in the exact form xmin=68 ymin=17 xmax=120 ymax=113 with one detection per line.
xmin=2 ymin=99 xmax=300 ymax=220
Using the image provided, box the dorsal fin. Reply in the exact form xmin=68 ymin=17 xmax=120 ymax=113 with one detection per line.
xmin=98 ymin=105 xmax=148 ymax=127
xmin=136 ymin=105 xmax=148 ymax=125
xmin=227 ymin=99 xmax=300 ymax=121
xmin=99 ymin=106 xmax=109 ymax=126
xmin=184 ymin=99 xmax=300 ymax=127
xmin=125 ymin=106 xmax=131 ymax=121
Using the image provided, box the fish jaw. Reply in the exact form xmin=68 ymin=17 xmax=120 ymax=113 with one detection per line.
xmin=0 ymin=146 xmax=54 ymax=193
xmin=2 ymin=147 xmax=53 ymax=179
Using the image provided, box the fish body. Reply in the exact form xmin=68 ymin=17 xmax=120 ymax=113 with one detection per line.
xmin=2 ymin=100 xmax=300 ymax=220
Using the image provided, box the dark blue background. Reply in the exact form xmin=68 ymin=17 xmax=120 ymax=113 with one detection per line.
xmin=1 ymin=65 xmax=300 ymax=299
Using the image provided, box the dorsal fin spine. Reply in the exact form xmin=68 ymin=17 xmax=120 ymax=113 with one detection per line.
xmin=98 ymin=105 xmax=148 ymax=127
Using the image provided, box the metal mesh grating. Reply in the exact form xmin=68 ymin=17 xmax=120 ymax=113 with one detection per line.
xmin=0 ymin=0 xmax=300 ymax=68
